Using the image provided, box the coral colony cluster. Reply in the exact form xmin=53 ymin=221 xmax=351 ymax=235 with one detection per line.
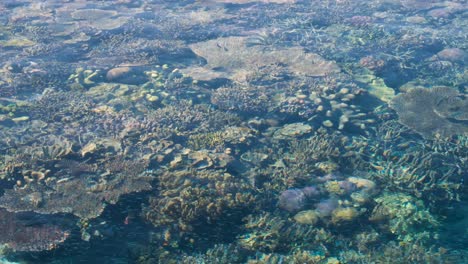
xmin=0 ymin=0 xmax=466 ymax=263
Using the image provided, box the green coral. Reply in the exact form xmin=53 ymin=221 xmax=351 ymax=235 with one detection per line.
xmin=370 ymin=193 xmax=439 ymax=243
xmin=238 ymin=212 xmax=334 ymax=253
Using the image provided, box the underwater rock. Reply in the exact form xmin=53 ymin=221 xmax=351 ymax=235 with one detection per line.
xmin=0 ymin=157 xmax=153 ymax=219
xmin=347 ymin=177 xmax=376 ymax=194
xmin=390 ymin=86 xmax=468 ymax=138
xmin=432 ymin=48 xmax=467 ymax=64
xmin=106 ymin=67 xmax=147 ymax=85
xmin=325 ymin=180 xmax=357 ymax=196
xmin=106 ymin=66 xmax=131 ymax=81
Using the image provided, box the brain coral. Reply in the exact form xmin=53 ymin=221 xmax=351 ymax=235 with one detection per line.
xmin=390 ymin=86 xmax=467 ymax=139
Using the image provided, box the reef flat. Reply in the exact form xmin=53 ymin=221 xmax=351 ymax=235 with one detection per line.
xmin=0 ymin=0 xmax=466 ymax=263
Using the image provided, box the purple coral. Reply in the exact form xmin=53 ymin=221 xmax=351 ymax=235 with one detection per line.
xmin=315 ymin=198 xmax=339 ymax=217
xmin=301 ymin=186 xmax=321 ymax=198
xmin=278 ymin=188 xmax=307 ymax=212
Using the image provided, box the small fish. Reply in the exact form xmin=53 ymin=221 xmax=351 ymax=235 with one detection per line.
xmin=124 ymin=216 xmax=131 ymax=225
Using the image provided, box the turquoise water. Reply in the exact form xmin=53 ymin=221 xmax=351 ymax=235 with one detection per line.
xmin=0 ymin=0 xmax=466 ymax=263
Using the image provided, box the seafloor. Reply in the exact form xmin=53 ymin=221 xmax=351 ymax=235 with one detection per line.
xmin=0 ymin=0 xmax=466 ymax=263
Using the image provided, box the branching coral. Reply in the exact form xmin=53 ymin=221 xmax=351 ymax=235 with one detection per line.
xmin=370 ymin=192 xmax=439 ymax=243
xmin=369 ymin=143 xmax=463 ymax=202
xmin=265 ymin=129 xmax=368 ymax=189
xmin=237 ymin=212 xmax=333 ymax=253
xmin=144 ymin=168 xmax=256 ymax=231
xmin=211 ymin=84 xmax=272 ymax=113
xmin=145 ymin=100 xmax=241 ymax=136
xmin=340 ymin=241 xmax=451 ymax=263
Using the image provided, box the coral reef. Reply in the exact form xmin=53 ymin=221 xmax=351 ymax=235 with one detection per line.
xmin=0 ymin=209 xmax=69 ymax=252
xmin=143 ymin=167 xmax=256 ymax=236
xmin=211 ymin=84 xmax=272 ymax=113
xmin=370 ymin=192 xmax=439 ymax=243
xmin=182 ymin=36 xmax=340 ymax=83
xmin=390 ymin=86 xmax=467 ymax=139
xmin=0 ymin=155 xmax=153 ymax=219
xmin=237 ymin=212 xmax=333 ymax=253
xmin=0 ymin=0 xmax=466 ymax=262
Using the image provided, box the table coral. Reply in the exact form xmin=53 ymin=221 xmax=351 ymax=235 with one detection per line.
xmin=390 ymin=86 xmax=467 ymax=139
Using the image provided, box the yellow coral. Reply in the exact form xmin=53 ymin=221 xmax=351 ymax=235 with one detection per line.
xmin=325 ymin=181 xmax=345 ymax=195
xmin=293 ymin=210 xmax=320 ymax=225
xmin=348 ymin=177 xmax=376 ymax=191
xmin=331 ymin=207 xmax=359 ymax=223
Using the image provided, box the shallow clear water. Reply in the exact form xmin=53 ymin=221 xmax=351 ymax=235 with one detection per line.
xmin=0 ymin=0 xmax=466 ymax=263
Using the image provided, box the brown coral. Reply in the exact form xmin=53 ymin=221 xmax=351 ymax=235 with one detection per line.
xmin=0 ymin=156 xmax=153 ymax=219
xmin=144 ymin=168 xmax=256 ymax=230
xmin=390 ymin=86 xmax=467 ymax=138
xmin=0 ymin=209 xmax=69 ymax=252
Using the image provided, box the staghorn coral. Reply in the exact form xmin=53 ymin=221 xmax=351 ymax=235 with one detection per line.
xmin=29 ymin=89 xmax=96 ymax=122
xmin=238 ymin=212 xmax=333 ymax=253
xmin=211 ymin=83 xmax=272 ymax=113
xmin=187 ymin=126 xmax=256 ymax=151
xmin=340 ymin=241 xmax=451 ymax=264
xmin=144 ymin=168 xmax=256 ymax=231
xmin=390 ymin=86 xmax=468 ymax=139
xmin=364 ymin=118 xmax=465 ymax=203
xmin=144 ymin=100 xmax=241 ymax=136
xmin=179 ymin=243 xmax=247 ymax=264
xmin=266 ymin=129 xmax=368 ymax=189
xmin=369 ymin=146 xmax=463 ymax=202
